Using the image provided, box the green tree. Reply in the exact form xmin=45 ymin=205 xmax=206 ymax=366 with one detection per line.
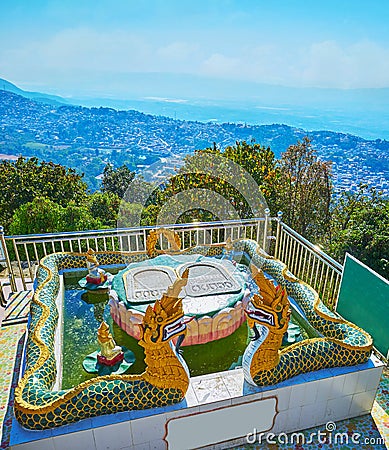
xmin=61 ymin=202 xmax=103 ymax=232
xmin=158 ymin=141 xmax=279 ymax=223
xmin=327 ymin=185 xmax=389 ymax=278
xmin=117 ymin=202 xmax=144 ymax=228
xmin=223 ymin=141 xmax=279 ymax=210
xmin=88 ymin=191 xmax=121 ymax=228
xmin=101 ymin=164 xmax=135 ymax=198
xmin=9 ymin=197 xmax=102 ymax=235
xmin=9 ymin=197 xmax=63 ymax=235
xmin=0 ymin=157 xmax=88 ymax=231
xmin=125 ymin=176 xmax=157 ymax=205
xmin=277 ymin=137 xmax=332 ymax=239
xmin=139 ymin=204 xmax=160 ymax=226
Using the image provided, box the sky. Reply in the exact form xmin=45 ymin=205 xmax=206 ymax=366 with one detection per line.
xmin=1 ymin=0 xmax=389 ymax=98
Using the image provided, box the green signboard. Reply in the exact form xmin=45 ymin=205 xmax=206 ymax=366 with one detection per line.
xmin=336 ymin=253 xmax=389 ymax=358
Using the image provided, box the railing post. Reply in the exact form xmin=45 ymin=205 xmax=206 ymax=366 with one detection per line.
xmin=0 ymin=283 xmax=5 ymax=308
xmin=0 ymin=226 xmax=17 ymax=292
xmin=262 ymin=208 xmax=270 ymax=251
xmin=13 ymin=239 xmax=27 ymax=290
xmin=274 ymin=211 xmax=283 ymax=259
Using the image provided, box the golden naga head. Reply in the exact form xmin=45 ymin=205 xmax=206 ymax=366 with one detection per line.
xmin=140 ymin=269 xmax=190 ymax=345
xmin=245 ymin=265 xmax=290 ymax=335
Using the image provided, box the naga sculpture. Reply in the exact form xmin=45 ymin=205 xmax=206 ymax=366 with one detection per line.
xmin=242 ymin=263 xmax=373 ymax=386
xmin=14 ymin=236 xmax=374 ymax=429
xmin=14 ymin=251 xmax=191 ymax=430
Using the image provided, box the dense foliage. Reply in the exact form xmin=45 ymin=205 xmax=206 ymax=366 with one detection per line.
xmin=0 ymin=157 xmax=88 ymax=230
xmin=2 ymin=140 xmax=388 ymax=279
xmin=277 ymin=137 xmax=332 ymax=239
xmin=326 ymin=185 xmax=389 ymax=278
xmin=137 ymin=142 xmax=279 ymax=224
xmin=9 ymin=197 xmax=102 ymax=235
xmin=87 ymin=192 xmax=121 ymax=228
xmin=101 ymin=163 xmax=135 ymax=198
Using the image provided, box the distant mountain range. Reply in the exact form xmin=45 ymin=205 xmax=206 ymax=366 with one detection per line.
xmin=0 ymin=78 xmax=68 ymax=106
xmin=2 ymin=75 xmax=389 ymax=140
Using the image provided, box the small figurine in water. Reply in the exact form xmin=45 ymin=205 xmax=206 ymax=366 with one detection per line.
xmin=222 ymin=237 xmax=237 ymax=265
xmin=86 ymin=249 xmax=108 ymax=285
xmin=82 ymin=320 xmax=135 ymax=374
xmin=97 ymin=321 xmax=124 ymax=366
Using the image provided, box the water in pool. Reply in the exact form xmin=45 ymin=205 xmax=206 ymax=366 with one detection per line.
xmin=61 ymin=265 xmax=310 ymax=389
xmin=61 ymin=280 xmax=249 ymax=389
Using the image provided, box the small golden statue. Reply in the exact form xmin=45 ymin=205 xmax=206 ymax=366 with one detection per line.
xmin=97 ymin=321 xmax=124 ymax=366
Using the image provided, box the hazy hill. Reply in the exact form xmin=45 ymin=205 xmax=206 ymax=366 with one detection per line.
xmin=4 ymin=75 xmax=389 ymax=140
xmin=70 ymin=73 xmax=389 ymax=140
xmin=0 ymin=89 xmax=388 ymax=194
xmin=53 ymin=72 xmax=389 ymax=109
xmin=0 ymin=77 xmax=68 ymax=106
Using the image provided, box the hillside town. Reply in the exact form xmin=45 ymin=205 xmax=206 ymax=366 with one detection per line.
xmin=1 ymin=90 xmax=388 ymax=195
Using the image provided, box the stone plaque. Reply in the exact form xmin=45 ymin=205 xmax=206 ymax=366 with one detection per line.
xmin=124 ymin=266 xmax=177 ymax=304
xmin=165 ymin=397 xmax=277 ymax=450
xmin=177 ymin=260 xmax=241 ymax=297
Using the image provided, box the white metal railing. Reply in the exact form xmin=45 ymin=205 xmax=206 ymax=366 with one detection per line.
xmin=1 ymin=218 xmax=268 ymax=292
xmin=0 ymin=215 xmax=343 ymax=310
xmin=274 ymin=214 xmax=343 ymax=310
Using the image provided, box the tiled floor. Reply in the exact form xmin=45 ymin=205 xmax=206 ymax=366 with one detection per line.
xmin=0 ymin=323 xmax=27 ymax=450
xmin=1 ymin=291 xmax=32 ymax=327
xmin=237 ymin=367 xmax=389 ymax=450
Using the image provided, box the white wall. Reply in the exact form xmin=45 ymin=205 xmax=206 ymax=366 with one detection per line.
xmin=10 ymin=355 xmax=384 ymax=450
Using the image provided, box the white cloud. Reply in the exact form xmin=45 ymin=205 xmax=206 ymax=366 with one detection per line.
xmin=157 ymin=42 xmax=199 ymax=61
xmin=1 ymin=28 xmax=154 ymax=73
xmin=200 ymin=53 xmax=240 ymax=77
xmin=1 ymin=26 xmax=389 ymax=92
xmin=198 ymin=39 xmax=389 ymax=88
xmin=301 ymin=40 xmax=389 ymax=88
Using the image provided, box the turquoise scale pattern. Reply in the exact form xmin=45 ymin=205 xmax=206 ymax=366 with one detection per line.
xmin=251 ymin=338 xmax=371 ymax=386
xmin=16 ymin=240 xmax=372 ymax=427
xmin=14 ymin=251 xmax=187 ymax=430
xmin=16 ymin=379 xmax=182 ymax=429
xmin=233 ymin=239 xmax=372 ymax=386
